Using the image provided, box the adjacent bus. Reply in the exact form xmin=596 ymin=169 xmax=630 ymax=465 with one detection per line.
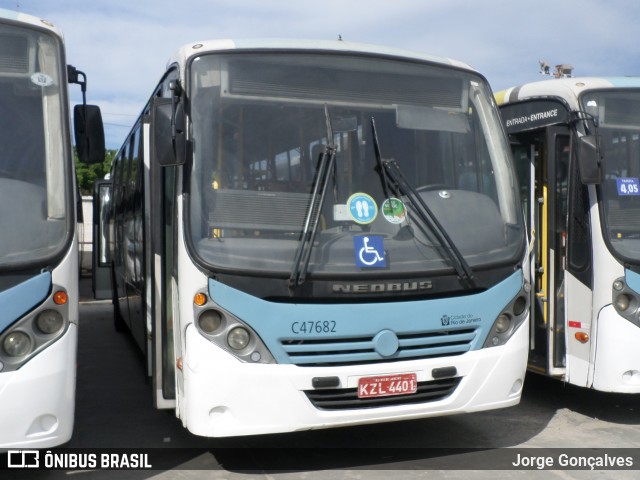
xmin=0 ymin=8 xmax=103 ymax=448
xmin=95 ymin=39 xmax=529 ymax=437
xmin=496 ymin=76 xmax=640 ymax=392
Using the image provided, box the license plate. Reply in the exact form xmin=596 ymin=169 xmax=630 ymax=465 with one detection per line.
xmin=357 ymin=373 xmax=418 ymax=399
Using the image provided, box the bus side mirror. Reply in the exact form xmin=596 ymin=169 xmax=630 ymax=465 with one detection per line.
xmin=74 ymin=104 xmax=105 ymax=164
xmin=577 ymin=134 xmax=603 ymax=184
xmin=151 ymin=96 xmax=186 ymax=167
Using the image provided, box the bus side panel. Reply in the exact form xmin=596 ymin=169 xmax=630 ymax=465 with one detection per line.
xmin=563 ymin=271 xmax=592 ymax=386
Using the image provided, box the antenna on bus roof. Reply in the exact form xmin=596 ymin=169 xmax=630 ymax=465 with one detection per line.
xmin=539 ymin=60 xmax=550 ymax=75
xmin=539 ymin=60 xmax=573 ymax=78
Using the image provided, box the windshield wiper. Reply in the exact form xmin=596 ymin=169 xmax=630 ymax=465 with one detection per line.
xmin=370 ymin=117 xmax=475 ymax=287
xmin=289 ymin=105 xmax=337 ymax=288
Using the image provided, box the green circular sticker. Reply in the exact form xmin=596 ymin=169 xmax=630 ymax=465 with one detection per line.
xmin=381 ymin=197 xmax=407 ymax=224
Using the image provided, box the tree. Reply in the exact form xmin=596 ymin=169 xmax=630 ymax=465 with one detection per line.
xmin=75 ymin=148 xmax=116 ymax=195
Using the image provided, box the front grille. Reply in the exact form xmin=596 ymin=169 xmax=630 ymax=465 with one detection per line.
xmin=304 ymin=377 xmax=461 ymax=410
xmin=281 ymin=328 xmax=477 ymax=366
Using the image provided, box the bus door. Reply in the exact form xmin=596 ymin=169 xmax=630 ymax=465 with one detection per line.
xmin=149 ymin=95 xmax=178 ymax=410
xmin=510 ymin=127 xmax=570 ymax=375
xmin=92 ymin=179 xmax=113 ymax=299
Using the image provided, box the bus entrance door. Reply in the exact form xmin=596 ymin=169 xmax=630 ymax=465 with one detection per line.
xmin=511 ymin=127 xmax=570 ymax=376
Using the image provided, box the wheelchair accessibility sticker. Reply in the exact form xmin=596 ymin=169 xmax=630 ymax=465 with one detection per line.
xmin=347 ymin=193 xmax=377 ymax=224
xmin=354 ymin=235 xmax=386 ymax=268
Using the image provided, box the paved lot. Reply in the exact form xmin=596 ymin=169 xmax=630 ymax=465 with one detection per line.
xmin=5 ymin=279 xmax=640 ymax=479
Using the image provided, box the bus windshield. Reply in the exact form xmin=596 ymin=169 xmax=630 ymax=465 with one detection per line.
xmin=0 ymin=22 xmax=69 ymax=268
xmin=188 ymin=52 xmax=523 ymax=278
xmin=583 ymin=90 xmax=640 ymax=264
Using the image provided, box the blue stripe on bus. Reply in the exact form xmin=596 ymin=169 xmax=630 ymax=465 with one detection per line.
xmin=209 ymin=271 xmax=523 ymax=365
xmin=0 ymin=8 xmax=20 ymax=20
xmin=0 ymin=272 xmax=51 ymax=334
xmin=625 ymin=269 xmax=640 ymax=294
xmin=604 ymin=77 xmax=640 ymax=88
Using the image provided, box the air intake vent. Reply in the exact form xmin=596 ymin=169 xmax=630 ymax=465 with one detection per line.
xmin=281 ymin=328 xmax=478 ymax=366
xmin=0 ymin=33 xmax=31 ymax=75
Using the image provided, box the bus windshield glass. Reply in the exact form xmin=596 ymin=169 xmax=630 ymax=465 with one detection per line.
xmin=188 ymin=52 xmax=523 ymax=278
xmin=0 ymin=22 xmax=69 ymax=268
xmin=583 ymin=90 xmax=640 ymax=264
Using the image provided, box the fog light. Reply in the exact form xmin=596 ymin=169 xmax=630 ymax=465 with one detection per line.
xmin=613 ymin=280 xmax=625 ymax=291
xmin=250 ymin=351 xmax=262 ymax=362
xmin=227 ymin=327 xmax=250 ymax=350
xmin=495 ymin=314 xmax=511 ymax=333
xmin=198 ymin=310 xmax=223 ymax=334
xmin=615 ymin=294 xmax=631 ymax=312
xmin=3 ymin=331 xmax=32 ymax=357
xmin=36 ymin=310 xmax=64 ymax=334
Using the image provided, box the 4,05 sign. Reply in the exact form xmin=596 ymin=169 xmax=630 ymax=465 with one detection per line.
xmin=617 ymin=177 xmax=640 ymax=196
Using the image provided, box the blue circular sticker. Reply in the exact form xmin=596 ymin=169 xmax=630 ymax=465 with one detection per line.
xmin=347 ymin=193 xmax=377 ymax=224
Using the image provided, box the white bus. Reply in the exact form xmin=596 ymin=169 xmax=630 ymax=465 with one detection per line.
xmin=94 ymin=39 xmax=530 ymax=437
xmin=496 ymin=77 xmax=640 ymax=392
xmin=0 ymin=8 xmax=103 ymax=448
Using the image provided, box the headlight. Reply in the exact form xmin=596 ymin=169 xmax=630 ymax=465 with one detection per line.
xmin=198 ymin=310 xmax=223 ymax=334
xmin=495 ymin=314 xmax=512 ymax=333
xmin=36 ymin=309 xmax=65 ymax=334
xmin=227 ymin=327 xmax=250 ymax=350
xmin=483 ymin=283 xmax=530 ymax=348
xmin=3 ymin=331 xmax=32 ymax=357
xmin=615 ymin=294 xmax=631 ymax=312
xmin=611 ymin=276 xmax=640 ymax=327
xmin=0 ymin=282 xmax=70 ymax=371
xmin=513 ymin=296 xmax=527 ymax=316
xmin=192 ymin=293 xmax=276 ymax=364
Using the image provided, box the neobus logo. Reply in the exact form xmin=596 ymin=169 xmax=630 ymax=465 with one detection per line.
xmin=332 ymin=280 xmax=433 ymax=293
xmin=7 ymin=450 xmax=39 ymax=468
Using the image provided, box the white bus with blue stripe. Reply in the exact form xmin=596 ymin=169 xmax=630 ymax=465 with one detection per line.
xmin=497 ymin=76 xmax=640 ymax=392
xmin=96 ymin=39 xmax=529 ymax=437
xmin=0 ymin=8 xmax=103 ymax=448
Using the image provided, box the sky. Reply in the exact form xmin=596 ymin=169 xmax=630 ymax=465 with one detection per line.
xmin=3 ymin=0 xmax=640 ymax=149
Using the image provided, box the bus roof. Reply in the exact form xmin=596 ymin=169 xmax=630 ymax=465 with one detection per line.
xmin=0 ymin=7 xmax=63 ymax=38
xmin=166 ymin=38 xmax=477 ymax=74
xmin=495 ymin=76 xmax=640 ymax=109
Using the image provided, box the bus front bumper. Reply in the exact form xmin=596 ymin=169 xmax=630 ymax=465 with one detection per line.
xmin=180 ymin=319 xmax=528 ymax=437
